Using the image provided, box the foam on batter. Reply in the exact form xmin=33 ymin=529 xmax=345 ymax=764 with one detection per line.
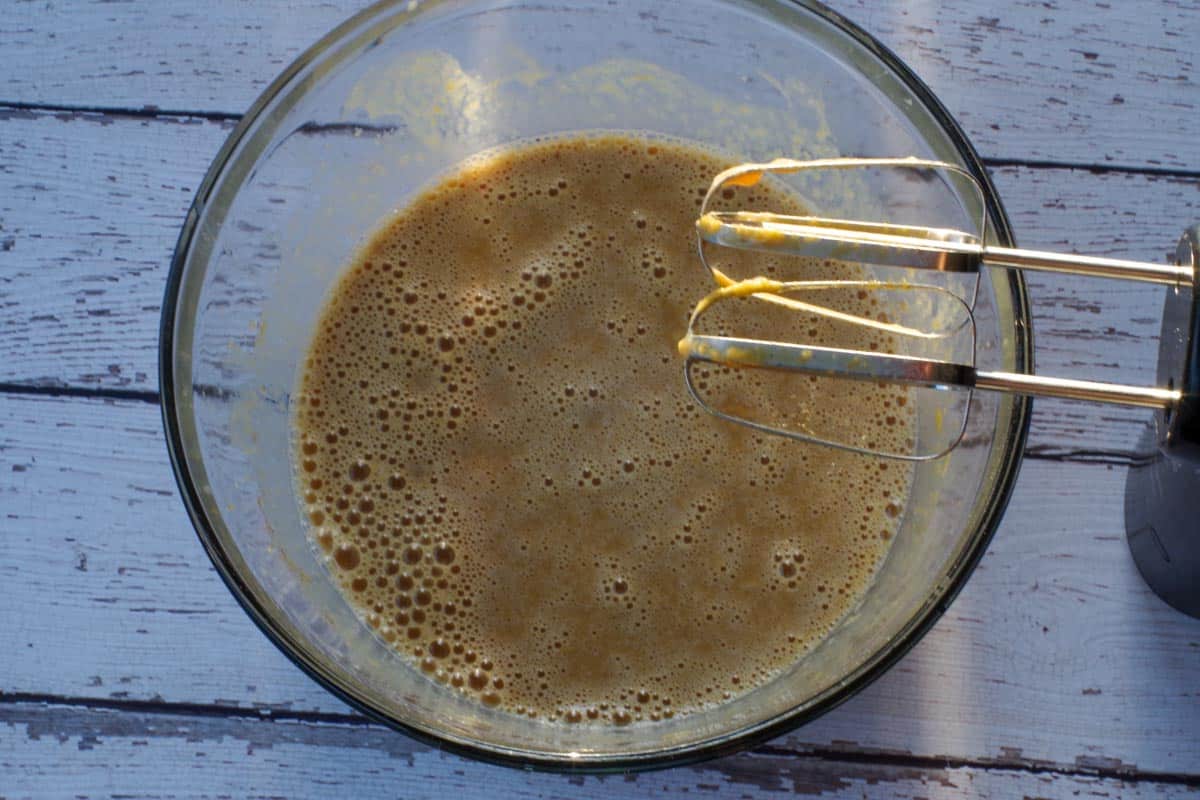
xmin=293 ymin=134 xmax=912 ymax=725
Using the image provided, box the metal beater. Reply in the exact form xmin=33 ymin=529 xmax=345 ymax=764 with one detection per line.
xmin=677 ymin=157 xmax=1200 ymax=617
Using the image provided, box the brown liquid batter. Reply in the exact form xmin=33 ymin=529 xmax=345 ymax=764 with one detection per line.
xmin=293 ymin=134 xmax=912 ymax=725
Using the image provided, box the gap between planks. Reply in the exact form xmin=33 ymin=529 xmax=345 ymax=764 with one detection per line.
xmin=4 ymin=694 xmax=1199 ymax=788
xmin=0 ymin=380 xmax=1155 ymax=467
xmin=4 ymin=101 xmax=1200 ymax=181
xmin=0 ymin=103 xmax=1190 ymax=408
xmin=3 ymin=0 xmax=1197 ymax=171
xmin=3 ymin=357 xmax=1197 ymax=774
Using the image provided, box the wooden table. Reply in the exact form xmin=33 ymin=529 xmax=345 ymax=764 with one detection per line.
xmin=2 ymin=2 xmax=1198 ymax=796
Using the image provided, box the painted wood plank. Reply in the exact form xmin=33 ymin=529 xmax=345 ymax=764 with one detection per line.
xmin=1 ymin=111 xmax=1194 ymax=455
xmin=0 ymin=110 xmax=231 ymax=389
xmin=3 ymin=701 xmax=1198 ymax=799
xmin=3 ymin=1 xmax=1197 ymax=169
xmin=835 ymin=0 xmax=1200 ymax=171
xmin=3 ymin=0 xmax=1197 ymax=792
xmin=2 ymin=392 xmax=1198 ymax=774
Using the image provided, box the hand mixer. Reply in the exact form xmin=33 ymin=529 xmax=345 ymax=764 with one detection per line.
xmin=677 ymin=157 xmax=1200 ymax=618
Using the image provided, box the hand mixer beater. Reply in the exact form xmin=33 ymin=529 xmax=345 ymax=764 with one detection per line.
xmin=677 ymin=157 xmax=1200 ymax=617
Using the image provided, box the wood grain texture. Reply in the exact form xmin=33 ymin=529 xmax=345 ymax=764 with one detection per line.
xmin=3 ymin=0 xmax=1198 ymax=169
xmin=3 ymin=0 xmax=1200 ymax=791
xmin=1 ymin=110 xmax=1194 ymax=456
xmin=837 ymin=0 xmax=1200 ymax=171
xmin=3 ymin=702 xmax=1198 ymax=800
xmin=0 ymin=110 xmax=231 ymax=390
xmin=3 ymin=392 xmax=1198 ymax=775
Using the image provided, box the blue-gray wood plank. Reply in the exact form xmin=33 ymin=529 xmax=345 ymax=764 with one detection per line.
xmin=1 ymin=1 xmax=1198 ymax=797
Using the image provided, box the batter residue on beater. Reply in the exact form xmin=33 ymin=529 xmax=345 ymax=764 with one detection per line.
xmin=293 ymin=133 xmax=912 ymax=725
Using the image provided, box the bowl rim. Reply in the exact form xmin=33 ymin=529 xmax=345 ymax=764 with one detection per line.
xmin=159 ymin=0 xmax=1032 ymax=773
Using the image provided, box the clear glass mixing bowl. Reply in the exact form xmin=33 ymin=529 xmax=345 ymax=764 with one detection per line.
xmin=160 ymin=0 xmax=1031 ymax=770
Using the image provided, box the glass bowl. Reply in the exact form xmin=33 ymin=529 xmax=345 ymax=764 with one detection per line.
xmin=160 ymin=0 xmax=1031 ymax=771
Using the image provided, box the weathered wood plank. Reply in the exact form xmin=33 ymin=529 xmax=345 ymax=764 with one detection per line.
xmin=3 ymin=1 xmax=1197 ymax=169
xmin=1 ymin=111 xmax=1194 ymax=455
xmin=3 ymin=701 xmax=1198 ymax=799
xmin=2 ymin=392 xmax=1197 ymax=774
xmin=3 ymin=0 xmax=1197 ymax=792
xmin=837 ymin=0 xmax=1200 ymax=170
xmin=0 ymin=110 xmax=231 ymax=389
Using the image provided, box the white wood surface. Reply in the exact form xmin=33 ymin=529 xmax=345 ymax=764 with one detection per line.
xmin=3 ymin=0 xmax=1197 ymax=170
xmin=3 ymin=703 xmax=1198 ymax=799
xmin=2 ymin=1 xmax=1200 ymax=797
xmin=0 ymin=109 xmax=1191 ymax=457
xmin=4 ymin=391 xmax=1200 ymax=777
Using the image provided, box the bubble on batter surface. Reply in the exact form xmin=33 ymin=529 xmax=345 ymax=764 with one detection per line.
xmin=293 ymin=134 xmax=914 ymax=723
